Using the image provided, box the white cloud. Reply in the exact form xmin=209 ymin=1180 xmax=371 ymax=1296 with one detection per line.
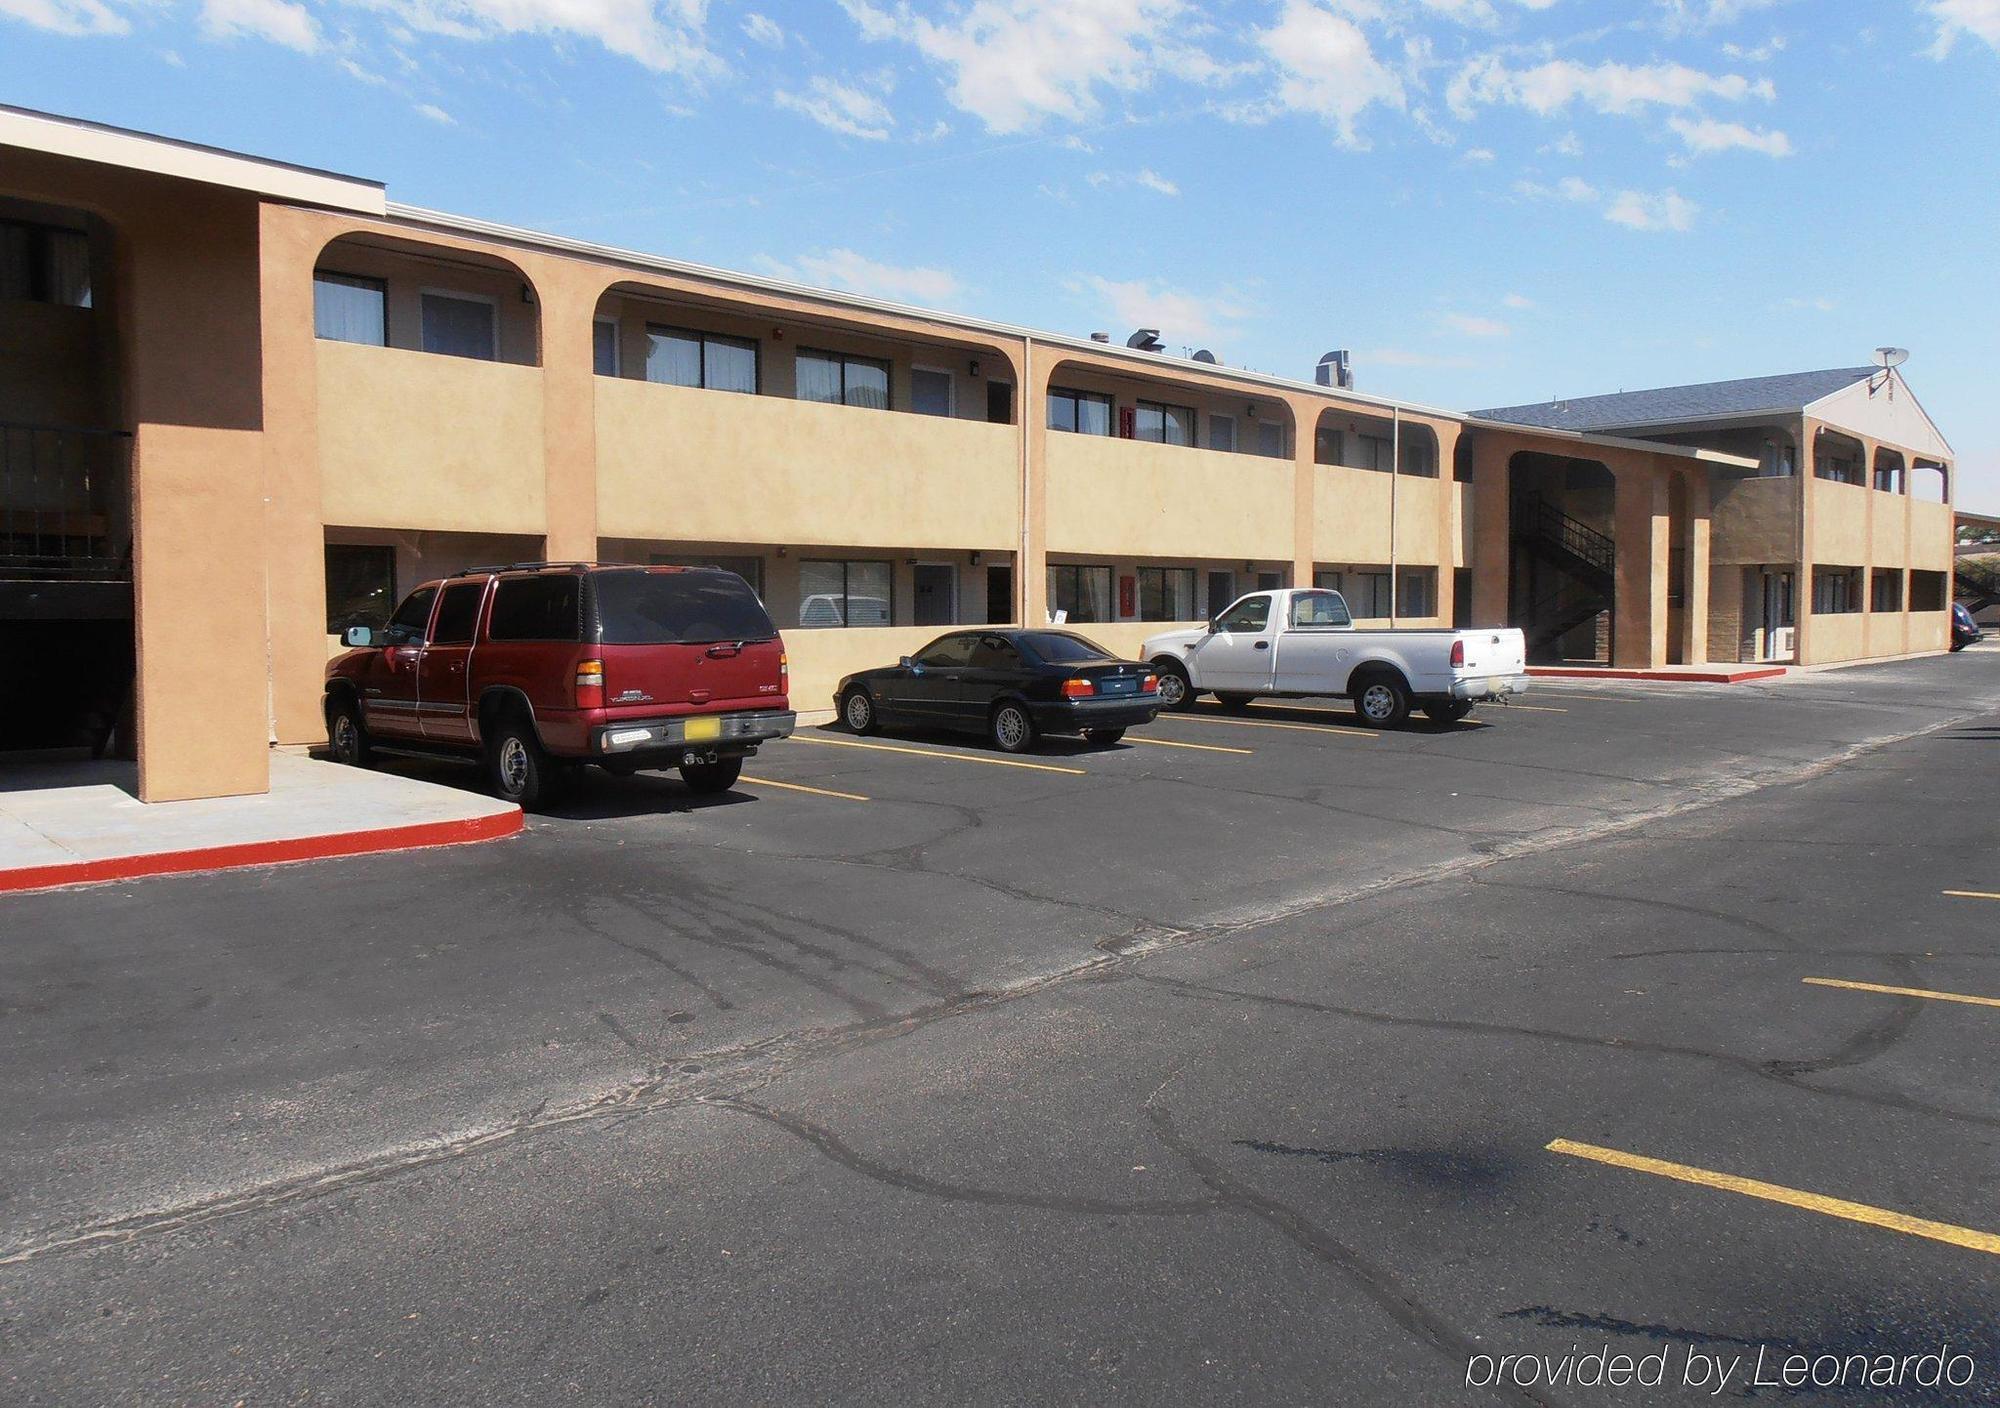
xmin=1089 ymin=168 xmax=1181 ymax=195
xmin=1070 ymin=274 xmax=1251 ymax=341
xmin=1461 ymin=146 xmax=1497 ymax=163
xmin=1668 ymin=114 xmax=1792 ymax=156
xmin=1604 ymin=187 xmax=1699 ymax=231
xmin=1722 ymin=34 xmax=1786 ymax=61
xmin=1443 ymin=312 xmax=1510 ymax=337
xmin=1502 ymin=292 xmax=1535 ymax=309
xmin=0 ymin=0 xmax=128 ymax=35
xmin=1448 ymin=56 xmax=1774 ymax=118
xmin=775 ymin=75 xmax=894 ymax=140
xmin=200 ymin=0 xmax=318 ymax=51
xmin=742 ymin=12 xmax=782 ymax=47
xmin=840 ymin=0 xmax=1214 ymax=135
xmin=764 ymin=249 xmax=962 ymax=305
xmin=1134 ymin=168 xmax=1179 ymax=195
xmin=1924 ymin=0 xmax=2000 ymax=55
xmin=347 ymin=0 xmax=719 ymax=77
xmin=415 ymin=102 xmax=456 ymax=124
xmin=1255 ymin=0 xmax=1406 ymax=147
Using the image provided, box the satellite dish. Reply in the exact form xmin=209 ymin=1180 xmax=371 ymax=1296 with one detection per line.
xmin=1872 ymin=347 xmax=1909 ymax=369
xmin=1192 ymin=349 xmax=1217 ymax=364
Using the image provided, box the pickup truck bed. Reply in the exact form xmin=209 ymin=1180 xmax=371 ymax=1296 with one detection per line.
xmin=1141 ymin=588 xmax=1530 ymax=727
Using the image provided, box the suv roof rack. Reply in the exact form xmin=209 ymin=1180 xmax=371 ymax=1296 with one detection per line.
xmin=452 ymin=561 xmax=596 ymax=577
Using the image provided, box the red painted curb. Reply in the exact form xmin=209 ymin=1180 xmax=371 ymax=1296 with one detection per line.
xmin=1527 ymin=666 xmax=1787 ymax=684
xmin=0 ymin=807 xmax=523 ymax=896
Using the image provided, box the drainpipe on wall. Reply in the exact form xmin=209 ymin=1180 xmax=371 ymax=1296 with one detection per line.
xmin=1389 ymin=406 xmax=1401 ymax=627
xmin=1019 ymin=335 xmax=1033 ymax=626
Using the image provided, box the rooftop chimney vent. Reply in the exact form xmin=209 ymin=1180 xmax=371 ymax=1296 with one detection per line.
xmin=1315 ymin=350 xmax=1354 ymax=391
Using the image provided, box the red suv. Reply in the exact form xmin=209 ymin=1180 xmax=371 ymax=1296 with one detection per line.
xmin=324 ymin=563 xmax=795 ymax=807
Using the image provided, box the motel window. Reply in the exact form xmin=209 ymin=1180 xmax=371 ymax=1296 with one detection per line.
xmin=911 ymin=367 xmax=954 ymax=417
xmin=1870 ymin=569 xmax=1904 ymax=613
xmin=1814 ymin=444 xmax=1863 ymax=486
xmin=325 ymin=544 xmax=396 ymax=633
xmin=1209 ymin=414 xmax=1236 ymax=452
xmin=1206 ymin=570 xmax=1236 ymax=617
xmin=1137 ymin=567 xmax=1196 ymax=621
xmin=1047 ymin=388 xmax=1113 ymax=436
xmin=593 ymin=318 xmax=620 ymax=376
xmin=420 ymin=291 xmax=497 ymax=361
xmin=646 ymin=326 xmax=759 ymax=394
xmin=1135 ymin=401 xmax=1195 ymax=447
xmin=1256 ymin=420 xmax=1286 ymax=458
xmin=1397 ymin=568 xmax=1437 ymax=618
xmin=1398 ymin=430 xmax=1438 ymax=478
xmin=1910 ymin=571 xmax=1948 ymax=612
xmin=1313 ymin=570 xmax=1343 ymax=592
xmin=799 ymin=560 xmax=892 ymax=628
xmin=798 ymin=349 xmax=890 ymax=410
xmin=488 ymin=575 xmax=583 ymax=642
xmin=1047 ymin=564 xmax=1113 ymax=623
xmin=313 ymin=272 xmax=387 ymax=347
xmin=0 ymin=220 xmax=91 ymax=307
xmin=1346 ymin=571 xmax=1393 ymax=619
xmin=1811 ymin=567 xmax=1862 ymax=615
xmin=651 ymin=554 xmax=765 ymax=598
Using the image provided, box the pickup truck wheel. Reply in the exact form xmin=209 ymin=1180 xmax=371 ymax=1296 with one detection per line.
xmin=1214 ymin=692 xmax=1256 ymax=711
xmin=1082 ymin=726 xmax=1126 ymax=744
xmin=486 ymin=717 xmax=552 ymax=809
xmin=841 ymin=687 xmax=881 ymax=735
xmin=1353 ymin=673 xmax=1412 ymax=729
xmin=680 ymin=757 xmax=743 ymax=795
xmin=1153 ymin=660 xmax=1197 ymax=713
xmin=1424 ymin=700 xmax=1475 ymax=724
xmin=326 ymin=698 xmax=371 ymax=768
xmin=990 ymin=701 xmax=1036 ymax=754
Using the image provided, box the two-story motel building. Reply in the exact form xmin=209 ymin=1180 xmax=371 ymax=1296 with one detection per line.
xmin=0 ymin=106 xmax=1960 ymax=802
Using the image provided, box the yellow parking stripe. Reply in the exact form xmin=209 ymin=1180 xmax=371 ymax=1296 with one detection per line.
xmin=1491 ymin=702 xmax=1569 ymax=714
xmin=789 ymin=734 xmax=1087 ymax=776
xmin=1548 ymin=1139 xmax=2000 ymax=1256
xmin=1804 ymin=977 xmax=2000 ymax=1010
xmin=1944 ymin=890 xmax=2000 ymax=902
xmin=1124 ymin=735 xmax=1254 ymax=755
xmin=1165 ymin=715 xmax=1376 ymax=741
xmin=739 ymin=775 xmax=871 ymax=802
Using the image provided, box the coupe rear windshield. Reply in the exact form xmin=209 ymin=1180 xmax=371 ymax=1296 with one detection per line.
xmin=1018 ymin=631 xmax=1112 ymax=664
xmin=592 ymin=570 xmax=778 ymax=645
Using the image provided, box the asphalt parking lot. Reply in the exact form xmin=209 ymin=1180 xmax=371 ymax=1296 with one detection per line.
xmin=3 ymin=646 xmax=1998 ymax=1405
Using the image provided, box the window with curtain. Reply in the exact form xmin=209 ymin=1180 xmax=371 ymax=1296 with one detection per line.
xmin=1347 ymin=571 xmax=1392 ymax=618
xmin=911 ymin=367 xmax=954 ymax=417
xmin=0 ymin=221 xmax=92 ymax=307
xmin=1256 ymin=420 xmax=1286 ymax=458
xmin=313 ymin=272 xmax=387 ymax=346
xmin=420 ymin=292 xmax=497 ymax=361
xmin=1046 ymin=564 xmax=1113 ymax=623
xmin=1209 ymin=414 xmax=1236 ymax=452
xmin=1398 ymin=430 xmax=1438 ymax=477
xmin=1047 ymin=388 xmax=1113 ymax=435
xmin=798 ymin=560 xmax=893 ymax=628
xmin=798 ymin=349 xmax=891 ymax=409
xmin=646 ymin=326 xmax=759 ymax=393
xmin=593 ymin=319 xmax=620 ymax=376
xmin=1137 ymin=567 xmax=1196 ymax=621
xmin=1136 ymin=401 xmax=1195 ymax=447
xmin=1396 ymin=568 xmax=1436 ymax=617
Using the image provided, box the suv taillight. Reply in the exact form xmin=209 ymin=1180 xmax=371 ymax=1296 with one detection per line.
xmin=575 ymin=659 xmax=605 ymax=708
xmin=1450 ymin=639 xmax=1466 ymax=669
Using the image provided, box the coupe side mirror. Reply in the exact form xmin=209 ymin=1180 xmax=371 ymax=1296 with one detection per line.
xmin=898 ymin=655 xmax=915 ymax=668
xmin=343 ymin=626 xmax=376 ymax=647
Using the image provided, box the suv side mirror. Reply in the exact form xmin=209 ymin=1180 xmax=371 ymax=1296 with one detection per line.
xmin=343 ymin=626 xmax=376 ymax=647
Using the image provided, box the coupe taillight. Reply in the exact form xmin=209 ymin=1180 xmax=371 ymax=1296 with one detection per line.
xmin=1062 ymin=678 xmax=1097 ymax=699
xmin=1141 ymin=674 xmax=1159 ymax=693
xmin=575 ymin=658 xmax=605 ymax=707
xmin=1450 ymin=639 xmax=1466 ymax=669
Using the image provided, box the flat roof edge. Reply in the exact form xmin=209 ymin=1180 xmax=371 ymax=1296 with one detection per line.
xmin=0 ymin=104 xmax=385 ymax=216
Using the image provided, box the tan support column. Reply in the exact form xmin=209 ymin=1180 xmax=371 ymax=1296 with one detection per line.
xmin=1289 ymin=394 xmax=1318 ymax=589
xmin=536 ymin=260 xmax=601 ymax=562
xmin=1611 ymin=457 xmax=1668 ymax=669
xmin=1686 ymin=465 xmax=1711 ymax=664
xmin=1435 ymin=421 xmax=1462 ymax=625
xmin=1469 ymin=430 xmax=1511 ymax=626
xmin=1796 ymin=417 xmax=1817 ymax=664
xmin=1019 ymin=341 xmax=1046 ymax=626
xmin=260 ymin=205 xmax=333 ymax=747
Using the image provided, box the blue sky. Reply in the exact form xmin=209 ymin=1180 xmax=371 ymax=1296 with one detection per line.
xmin=6 ymin=0 xmax=1998 ymax=504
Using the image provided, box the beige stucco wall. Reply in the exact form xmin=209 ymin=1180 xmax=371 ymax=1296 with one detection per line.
xmin=1809 ymin=612 xmax=1868 ymax=662
xmin=316 ymin=340 xmax=547 ymax=534
xmin=1911 ymin=501 xmax=1954 ymax=571
xmin=1709 ymin=476 xmax=1799 ymax=565
xmin=1807 ymin=477 xmax=1870 ymax=566
xmin=1312 ymin=465 xmax=1394 ymax=563
xmin=1045 ymin=434 xmax=1294 ymax=561
xmin=595 ymin=378 xmax=1018 ymax=550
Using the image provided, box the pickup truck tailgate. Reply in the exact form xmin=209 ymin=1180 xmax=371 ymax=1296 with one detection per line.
xmin=1457 ymin=629 xmax=1526 ymax=678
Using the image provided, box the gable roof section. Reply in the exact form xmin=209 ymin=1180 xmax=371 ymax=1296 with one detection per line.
xmin=1473 ymin=368 xmax=1876 ymax=433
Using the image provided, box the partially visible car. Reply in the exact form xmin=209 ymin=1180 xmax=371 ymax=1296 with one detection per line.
xmin=836 ymin=629 xmax=1159 ymax=753
xmin=1952 ymin=602 xmax=1982 ymax=651
xmin=324 ymin=563 xmax=795 ymax=808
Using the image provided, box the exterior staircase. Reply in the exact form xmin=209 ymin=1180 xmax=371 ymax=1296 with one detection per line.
xmin=1512 ymin=494 xmax=1615 ymax=662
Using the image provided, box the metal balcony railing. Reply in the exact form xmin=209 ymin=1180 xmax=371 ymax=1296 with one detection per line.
xmin=0 ymin=422 xmax=132 ymax=578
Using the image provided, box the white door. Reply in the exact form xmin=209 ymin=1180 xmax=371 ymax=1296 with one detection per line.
xmin=1192 ymin=594 xmax=1278 ymax=692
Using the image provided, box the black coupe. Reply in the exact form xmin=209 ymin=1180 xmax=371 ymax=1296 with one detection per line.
xmin=836 ymin=629 xmax=1161 ymax=753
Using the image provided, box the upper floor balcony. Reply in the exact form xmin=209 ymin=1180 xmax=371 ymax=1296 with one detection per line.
xmin=0 ymin=422 xmax=130 ymax=581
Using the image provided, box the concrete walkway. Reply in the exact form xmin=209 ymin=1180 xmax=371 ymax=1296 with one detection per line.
xmin=0 ymin=751 xmax=519 ymax=893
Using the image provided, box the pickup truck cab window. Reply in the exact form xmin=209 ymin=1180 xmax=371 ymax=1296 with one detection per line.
xmin=1289 ymin=590 xmax=1352 ymax=629
xmin=1215 ymin=597 xmax=1270 ymax=633
xmin=386 ymin=585 xmax=438 ymax=644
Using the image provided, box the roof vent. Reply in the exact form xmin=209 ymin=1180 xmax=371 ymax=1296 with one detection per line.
xmin=1090 ymin=331 xmax=1111 ymax=344
xmin=1126 ymin=328 xmax=1164 ymax=353
xmin=1315 ymin=350 xmax=1354 ymax=390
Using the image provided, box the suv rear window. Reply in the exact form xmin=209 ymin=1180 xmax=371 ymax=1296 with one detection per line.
xmin=488 ymin=575 xmax=583 ymax=642
xmin=592 ymin=570 xmax=777 ymax=645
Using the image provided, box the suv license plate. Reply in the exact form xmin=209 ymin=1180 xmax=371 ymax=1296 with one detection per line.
xmin=683 ymin=716 xmax=722 ymax=742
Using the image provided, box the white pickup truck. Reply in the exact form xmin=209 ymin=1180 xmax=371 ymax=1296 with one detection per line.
xmin=1142 ymin=588 xmax=1530 ymax=727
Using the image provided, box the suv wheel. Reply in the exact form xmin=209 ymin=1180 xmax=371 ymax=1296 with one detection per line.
xmin=680 ymin=757 xmax=743 ymax=795
xmin=990 ymin=701 xmax=1036 ymax=754
xmin=841 ymin=687 xmax=880 ymax=735
xmin=486 ymin=716 xmax=552 ymax=809
xmin=327 ymin=697 xmax=371 ymax=768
